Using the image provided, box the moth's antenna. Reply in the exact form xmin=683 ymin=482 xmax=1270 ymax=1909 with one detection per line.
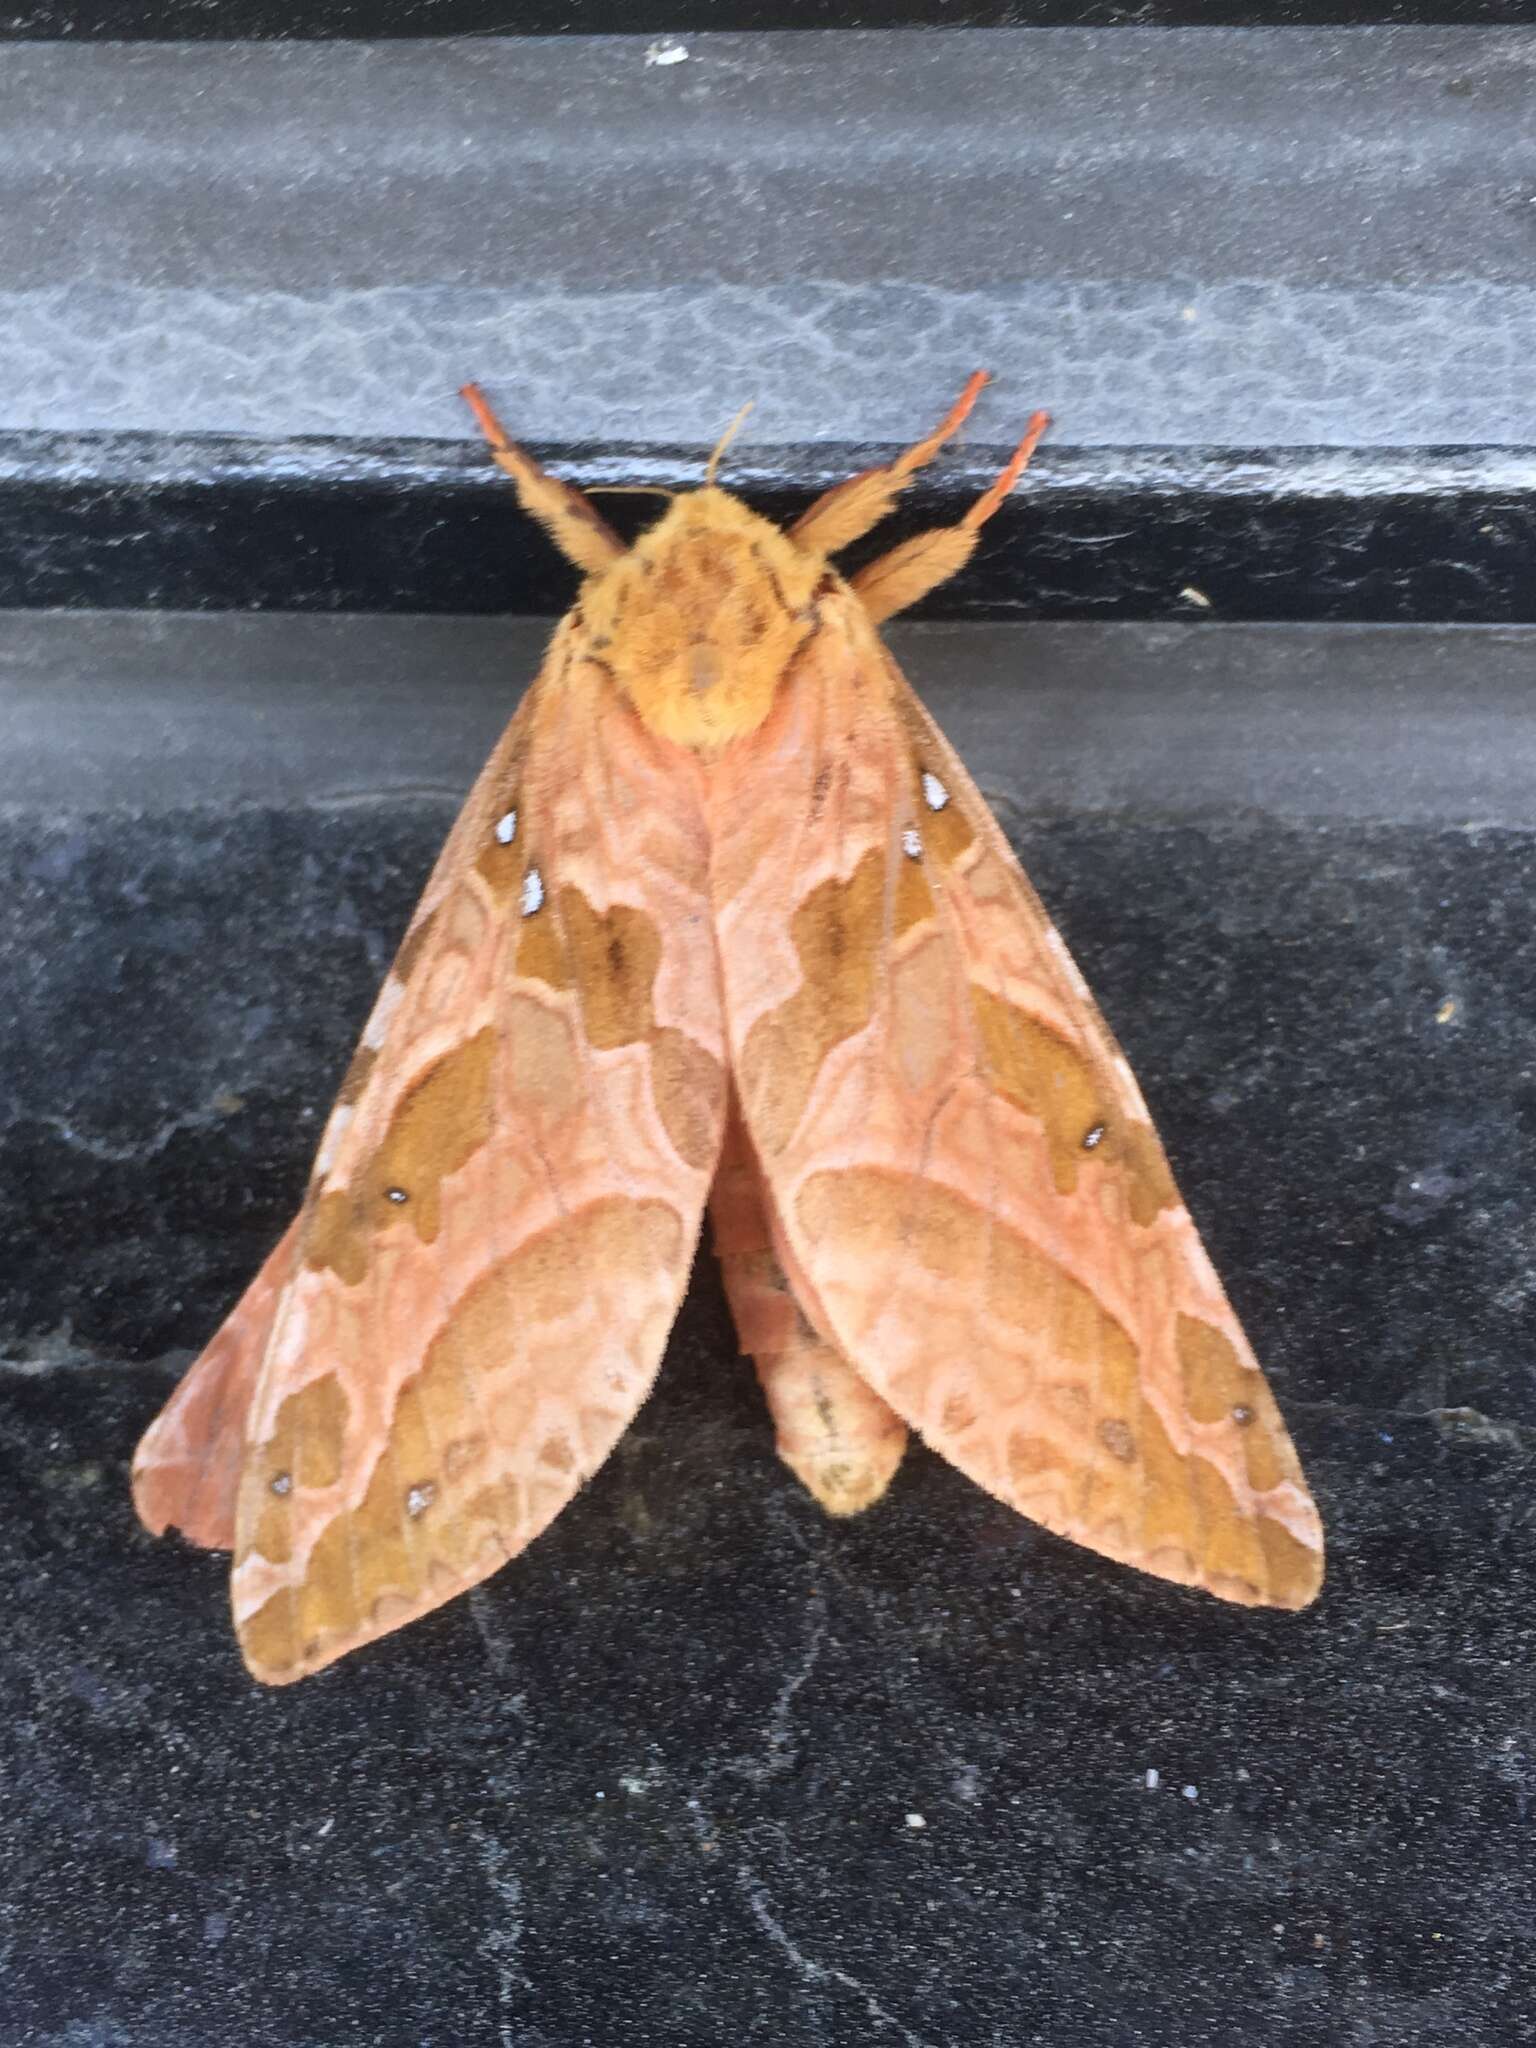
xmin=705 ymin=402 xmax=755 ymax=486
xmin=459 ymin=382 xmax=624 ymax=575
xmin=960 ymin=409 xmax=1051 ymax=531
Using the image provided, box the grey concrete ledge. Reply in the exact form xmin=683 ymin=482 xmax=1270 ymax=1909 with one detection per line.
xmin=4 ymin=610 xmax=1536 ymax=827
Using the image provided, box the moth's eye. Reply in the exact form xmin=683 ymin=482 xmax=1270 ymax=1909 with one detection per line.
xmin=385 ymin=1186 xmax=409 ymax=1205
xmin=1082 ymin=1122 xmax=1108 ymax=1151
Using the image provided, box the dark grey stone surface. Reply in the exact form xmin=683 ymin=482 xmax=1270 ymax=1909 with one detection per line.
xmin=0 ymin=29 xmax=1533 ymax=447
xmin=3 ymin=615 xmax=1536 ymax=2042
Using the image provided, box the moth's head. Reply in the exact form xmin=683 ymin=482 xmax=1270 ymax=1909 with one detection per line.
xmin=459 ymin=377 xmax=1049 ymax=753
xmin=583 ymin=484 xmax=827 ymax=751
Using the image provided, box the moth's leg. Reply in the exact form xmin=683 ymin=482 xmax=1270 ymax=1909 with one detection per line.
xmin=709 ymin=1096 xmax=907 ymax=1516
xmin=850 ymin=408 xmax=1050 ymax=625
xmin=460 ymin=382 xmax=626 ymax=577
xmin=788 ymin=370 xmax=992 ymax=558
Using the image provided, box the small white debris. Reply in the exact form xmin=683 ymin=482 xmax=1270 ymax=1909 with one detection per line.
xmin=921 ymin=771 xmax=949 ymax=812
xmin=1145 ymin=1768 xmax=1160 ymax=1791
xmin=1182 ymin=1784 xmax=1199 ymax=1802
xmin=1179 ymin=585 xmax=1213 ymax=610
xmin=901 ymin=826 xmax=923 ymax=860
xmin=904 ymin=1812 xmax=927 ymax=1830
xmin=405 ymin=1482 xmax=437 ymax=1519
xmin=645 ymin=38 xmax=689 ymax=66
xmin=495 ymin=809 xmax=518 ymax=846
xmin=520 ymin=868 xmax=545 ymax=918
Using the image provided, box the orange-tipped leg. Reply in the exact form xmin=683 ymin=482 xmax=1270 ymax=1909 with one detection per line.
xmin=459 ymin=381 xmax=624 ymax=578
xmin=788 ymin=370 xmax=995 ymax=558
xmin=849 ymin=407 xmax=1051 ymax=625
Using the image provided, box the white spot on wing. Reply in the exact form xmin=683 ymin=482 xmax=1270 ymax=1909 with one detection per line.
xmin=901 ymin=827 xmax=922 ymax=860
xmin=921 ymin=771 xmax=949 ymax=812
xmin=406 ymin=1482 xmax=437 ymax=1518
xmin=495 ymin=809 xmax=517 ymax=845
xmin=521 ymin=868 xmax=545 ymax=918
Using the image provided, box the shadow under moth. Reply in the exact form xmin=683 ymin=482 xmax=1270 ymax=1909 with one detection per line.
xmin=133 ymin=373 xmax=1324 ymax=1684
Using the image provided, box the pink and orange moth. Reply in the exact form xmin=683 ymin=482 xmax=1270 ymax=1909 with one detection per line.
xmin=132 ymin=373 xmax=1324 ymax=1684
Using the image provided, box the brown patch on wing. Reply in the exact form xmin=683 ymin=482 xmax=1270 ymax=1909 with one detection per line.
xmin=970 ymin=986 xmax=1109 ymax=1196
xmin=517 ymin=885 xmax=722 ymax=1167
xmin=968 ymin=985 xmax=1181 ymax=1223
xmin=1118 ymin=1127 xmax=1181 ymax=1227
xmin=258 ymin=1374 xmax=350 ymax=1495
xmin=515 ymin=902 xmax=572 ymax=991
xmin=922 ymin=791 xmax=976 ymax=866
xmin=738 ymin=851 xmax=885 ymax=1155
xmin=245 ymin=1376 xmax=350 ymax=1568
xmin=560 ymin=893 xmax=662 ymax=1048
xmin=306 ymin=1027 xmax=498 ymax=1280
xmin=1178 ymin=1315 xmax=1290 ymax=1498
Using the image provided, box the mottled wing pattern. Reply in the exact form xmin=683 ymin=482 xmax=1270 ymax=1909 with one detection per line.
xmin=139 ymin=624 xmax=729 ymax=1682
xmin=133 ymin=1218 xmax=301 ymax=1551
xmin=711 ymin=589 xmax=1323 ymax=1608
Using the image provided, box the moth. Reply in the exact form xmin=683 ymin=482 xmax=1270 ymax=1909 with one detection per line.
xmin=133 ymin=373 xmax=1324 ymax=1684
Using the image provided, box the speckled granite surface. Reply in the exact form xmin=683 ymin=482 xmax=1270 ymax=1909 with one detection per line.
xmin=3 ymin=616 xmax=1535 ymax=2045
